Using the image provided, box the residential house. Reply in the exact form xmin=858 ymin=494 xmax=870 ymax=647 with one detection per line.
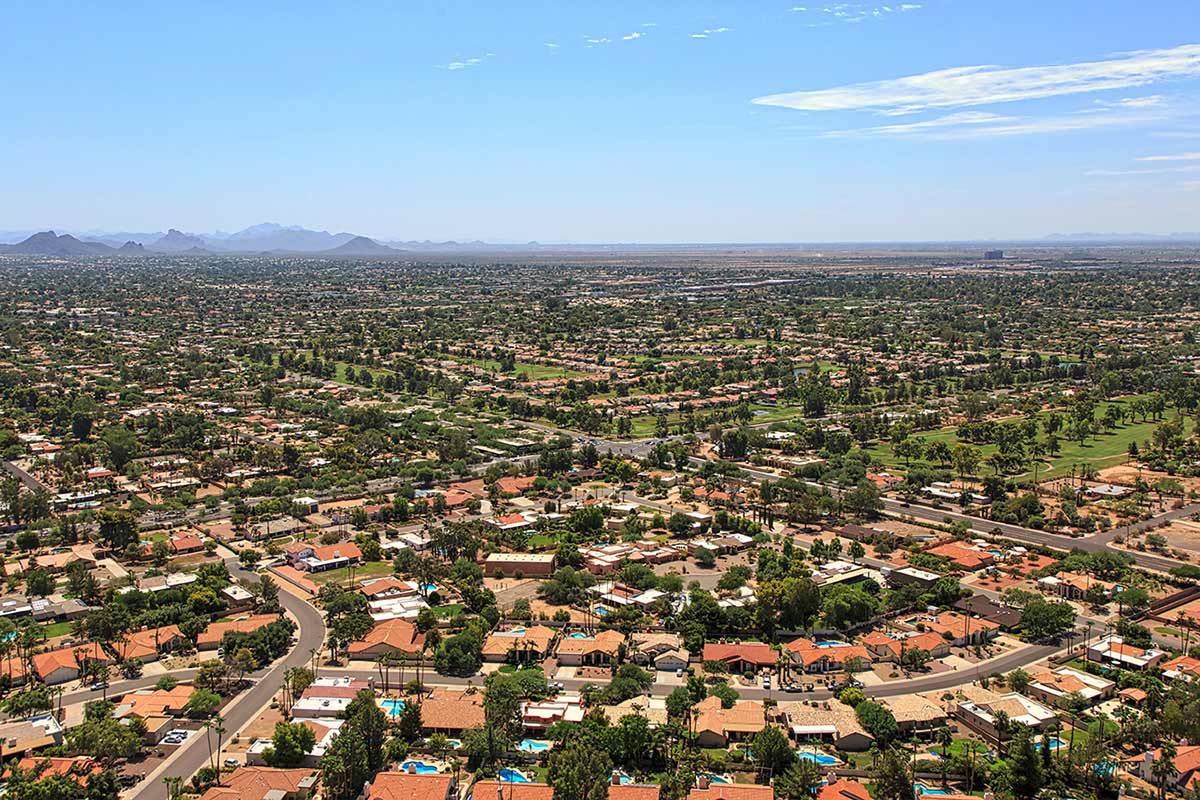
xmin=702 ymin=642 xmax=778 ymax=675
xmin=366 ymin=772 xmax=454 ymax=800
xmin=1128 ymin=746 xmax=1200 ymax=793
xmin=556 ymin=630 xmax=625 ymax=667
xmin=1025 ymin=667 xmax=1115 ymax=707
xmin=629 ymin=632 xmax=690 ymax=672
xmin=786 ymin=639 xmax=874 ymax=674
xmin=198 ymin=614 xmax=281 ymax=650
xmin=419 ymin=687 xmax=486 ymax=736
xmin=693 ymin=696 xmax=767 ymax=748
xmin=1087 ymin=635 xmax=1166 ymax=670
xmin=774 ymin=701 xmax=874 ymax=751
xmin=284 ymin=541 xmax=361 ymax=572
xmin=0 ymin=714 xmax=64 ymax=757
xmin=881 ymin=694 xmax=948 ymax=737
xmin=113 ymin=624 xmax=186 ymax=663
xmin=198 ymin=767 xmax=318 ymax=800
xmin=954 ymin=686 xmax=1056 ymax=740
xmin=483 ymin=553 xmax=556 ymax=578
xmin=482 ymin=626 xmax=556 ymax=664
xmin=347 ymin=619 xmax=426 ymax=660
xmin=33 ymin=643 xmax=111 ymax=685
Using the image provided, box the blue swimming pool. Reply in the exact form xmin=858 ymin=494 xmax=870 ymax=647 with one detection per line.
xmin=1036 ymin=737 xmax=1065 ymax=751
xmin=815 ymin=640 xmax=845 ymax=648
xmin=499 ymin=769 xmax=531 ymax=783
xmin=569 ymin=632 xmax=590 ymax=639
xmin=518 ymin=739 xmax=550 ymax=753
xmin=699 ymin=773 xmax=730 ymax=785
xmin=380 ymin=699 xmax=406 ymax=717
xmin=400 ymin=760 xmax=439 ymax=774
xmin=914 ymin=785 xmax=947 ymax=795
xmin=797 ymin=752 xmax=838 ymax=765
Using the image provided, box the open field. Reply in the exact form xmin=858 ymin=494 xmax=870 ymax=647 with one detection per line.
xmin=865 ymin=396 xmax=1190 ymax=481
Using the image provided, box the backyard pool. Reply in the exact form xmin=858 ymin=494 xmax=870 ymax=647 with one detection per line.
xmin=499 ymin=769 xmax=531 ymax=783
xmin=699 ymin=773 xmax=731 ymax=785
xmin=518 ymin=739 xmax=551 ymax=753
xmin=400 ymin=760 xmax=440 ymax=774
xmin=569 ymin=632 xmax=590 ymax=639
xmin=914 ymin=785 xmax=948 ymax=795
xmin=797 ymin=752 xmax=838 ymax=765
xmin=1036 ymin=737 xmax=1065 ymax=751
xmin=380 ymin=699 xmax=406 ymax=717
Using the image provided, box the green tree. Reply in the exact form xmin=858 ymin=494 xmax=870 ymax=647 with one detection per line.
xmin=751 ymin=725 xmax=796 ymax=777
xmin=264 ymin=721 xmax=317 ymax=768
xmin=776 ymin=759 xmax=824 ymax=799
xmin=873 ymin=747 xmax=916 ymax=800
xmin=547 ymin=738 xmax=613 ymax=800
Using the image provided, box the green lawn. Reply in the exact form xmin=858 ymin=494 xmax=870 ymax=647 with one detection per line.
xmin=432 ymin=603 xmax=465 ymax=618
xmin=460 ymin=358 xmax=592 ymax=381
xmin=41 ymin=621 xmax=73 ymax=639
xmin=624 ymin=402 xmax=809 ymax=439
xmin=866 ymin=396 xmax=1190 ymax=482
xmin=309 ymin=560 xmax=396 ymax=586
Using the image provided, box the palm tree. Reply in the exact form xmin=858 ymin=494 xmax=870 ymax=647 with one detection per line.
xmin=936 ymin=726 xmax=953 ymax=786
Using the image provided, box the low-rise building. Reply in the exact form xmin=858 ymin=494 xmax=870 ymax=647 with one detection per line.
xmin=1087 ymin=635 xmax=1166 ymax=670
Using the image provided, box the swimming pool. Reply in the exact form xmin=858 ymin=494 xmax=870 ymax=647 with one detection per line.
xmin=914 ymin=785 xmax=947 ymax=795
xmin=815 ymin=641 xmax=845 ymax=648
xmin=518 ymin=739 xmax=551 ymax=753
xmin=569 ymin=632 xmax=590 ymax=639
xmin=797 ymin=752 xmax=838 ymax=765
xmin=499 ymin=768 xmax=531 ymax=783
xmin=380 ymin=699 xmax=406 ymax=717
xmin=699 ymin=773 xmax=730 ymax=785
xmin=1036 ymin=737 xmax=1065 ymax=751
xmin=400 ymin=760 xmax=440 ymax=774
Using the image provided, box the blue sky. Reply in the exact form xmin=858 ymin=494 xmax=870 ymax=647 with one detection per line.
xmin=3 ymin=1 xmax=1199 ymax=242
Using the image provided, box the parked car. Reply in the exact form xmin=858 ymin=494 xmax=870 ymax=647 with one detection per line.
xmin=223 ymin=758 xmax=240 ymax=768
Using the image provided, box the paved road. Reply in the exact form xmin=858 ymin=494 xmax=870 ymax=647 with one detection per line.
xmin=125 ymin=564 xmax=326 ymax=800
xmin=0 ymin=460 xmax=48 ymax=493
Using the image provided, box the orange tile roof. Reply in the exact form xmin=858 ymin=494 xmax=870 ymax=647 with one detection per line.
xmin=198 ymin=767 xmax=316 ymax=800
xmin=367 ymin=772 xmax=453 ymax=800
xmin=32 ymin=643 xmax=110 ymax=679
xmin=473 ymin=781 xmax=553 ymax=800
xmin=347 ymin=618 xmax=426 ymax=657
xmin=419 ymin=688 xmax=485 ymax=731
xmin=818 ymin=780 xmax=872 ymax=800
xmin=689 ymin=785 xmax=774 ymax=799
xmin=11 ymin=756 xmax=101 ymax=784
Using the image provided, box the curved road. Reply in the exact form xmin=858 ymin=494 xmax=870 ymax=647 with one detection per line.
xmin=123 ymin=563 xmax=325 ymax=800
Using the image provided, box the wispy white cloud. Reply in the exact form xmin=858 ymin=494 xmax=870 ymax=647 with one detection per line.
xmin=440 ymin=53 xmax=495 ymax=71
xmin=583 ymin=36 xmax=611 ymax=46
xmin=691 ymin=26 xmax=732 ymax=39
xmin=641 ymin=22 xmax=658 ymax=27
xmin=1085 ymin=165 xmax=1200 ymax=175
xmin=821 ymin=105 xmax=1172 ymax=139
xmin=752 ymin=43 xmax=1200 ymax=115
xmin=1136 ymin=151 xmax=1200 ymax=161
xmin=788 ymin=3 xmax=921 ymax=23
xmin=544 ymin=42 xmax=560 ymax=49
xmin=622 ymin=31 xmax=644 ymax=41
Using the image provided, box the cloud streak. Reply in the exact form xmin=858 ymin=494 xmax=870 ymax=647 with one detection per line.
xmin=1137 ymin=151 xmax=1200 ymax=161
xmin=441 ymin=53 xmax=495 ymax=71
xmin=752 ymin=43 xmax=1200 ymax=115
xmin=691 ymin=26 xmax=732 ymax=39
xmin=821 ymin=105 xmax=1173 ymax=139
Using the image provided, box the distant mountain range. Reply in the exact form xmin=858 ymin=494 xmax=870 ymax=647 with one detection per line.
xmin=0 ymin=223 xmax=407 ymax=257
